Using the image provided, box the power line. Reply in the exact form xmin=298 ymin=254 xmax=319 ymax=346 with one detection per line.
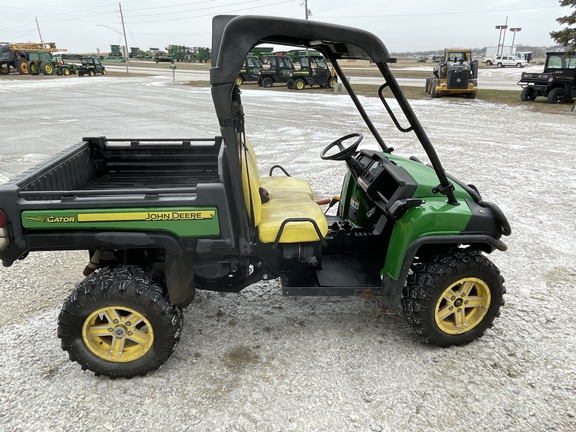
xmin=125 ymin=0 xmax=296 ymax=24
xmin=316 ymin=5 xmax=563 ymax=20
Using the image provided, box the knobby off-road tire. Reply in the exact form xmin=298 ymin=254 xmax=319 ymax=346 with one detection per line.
xmin=294 ymin=78 xmax=306 ymax=90
xmin=262 ymin=77 xmax=274 ymax=87
xmin=547 ymin=87 xmax=566 ymax=104
xmin=520 ymin=87 xmax=536 ymax=101
xmin=18 ymin=60 xmax=29 ymax=75
xmin=402 ymin=248 xmax=505 ymax=347
xmin=58 ymin=265 xmax=183 ymax=378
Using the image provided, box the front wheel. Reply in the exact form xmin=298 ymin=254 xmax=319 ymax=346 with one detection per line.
xmin=235 ymin=76 xmax=243 ymax=86
xmin=28 ymin=61 xmax=40 ymax=75
xmin=58 ymin=265 xmax=183 ymax=378
xmin=520 ymin=87 xmax=536 ymax=101
xmin=102 ymin=68 xmax=107 ymax=75
xmin=496 ymin=62 xmax=503 ymax=68
xmin=0 ymin=63 xmax=9 ymax=75
xmin=402 ymin=248 xmax=505 ymax=347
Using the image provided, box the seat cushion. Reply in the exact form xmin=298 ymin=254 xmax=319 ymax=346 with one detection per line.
xmin=259 ymin=198 xmax=328 ymax=244
xmin=260 ymin=176 xmax=314 ymax=199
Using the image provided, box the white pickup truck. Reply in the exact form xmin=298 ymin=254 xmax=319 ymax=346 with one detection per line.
xmin=483 ymin=55 xmax=527 ymax=68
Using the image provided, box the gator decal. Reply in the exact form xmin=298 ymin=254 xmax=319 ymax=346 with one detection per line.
xmin=22 ymin=207 xmax=219 ymax=237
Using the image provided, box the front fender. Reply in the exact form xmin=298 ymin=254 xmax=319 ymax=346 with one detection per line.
xmin=382 ymin=198 xmax=472 ymax=281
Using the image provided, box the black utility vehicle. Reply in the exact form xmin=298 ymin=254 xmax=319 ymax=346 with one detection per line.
xmin=287 ymin=55 xmax=338 ymax=90
xmin=0 ymin=16 xmax=510 ymax=378
xmin=235 ymin=55 xmax=262 ymax=85
xmin=258 ymin=54 xmax=295 ymax=87
xmin=518 ymin=51 xmax=576 ymax=103
xmin=77 ymin=56 xmax=107 ymax=77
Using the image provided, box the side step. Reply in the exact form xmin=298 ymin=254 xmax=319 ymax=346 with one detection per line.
xmin=281 ymin=254 xmax=384 ymax=296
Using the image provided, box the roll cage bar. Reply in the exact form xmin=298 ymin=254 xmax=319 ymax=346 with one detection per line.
xmin=209 ymin=15 xmax=458 ymax=253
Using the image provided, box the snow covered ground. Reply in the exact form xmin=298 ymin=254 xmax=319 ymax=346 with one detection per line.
xmin=0 ymin=76 xmax=575 ymax=431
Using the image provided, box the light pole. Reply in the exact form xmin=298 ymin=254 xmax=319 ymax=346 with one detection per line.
xmin=510 ymin=27 xmax=522 ymax=53
xmin=96 ymin=24 xmax=129 ymax=73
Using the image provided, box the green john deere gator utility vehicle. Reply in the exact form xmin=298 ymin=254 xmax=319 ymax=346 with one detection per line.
xmin=0 ymin=15 xmax=511 ymax=378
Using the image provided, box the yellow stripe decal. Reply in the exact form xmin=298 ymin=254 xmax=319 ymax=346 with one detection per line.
xmin=77 ymin=210 xmax=216 ymax=223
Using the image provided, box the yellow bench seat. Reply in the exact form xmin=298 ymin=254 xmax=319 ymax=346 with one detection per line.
xmin=259 ymin=197 xmax=328 ymax=244
xmin=260 ymin=176 xmax=314 ymax=199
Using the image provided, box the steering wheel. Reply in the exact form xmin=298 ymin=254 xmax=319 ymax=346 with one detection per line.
xmin=320 ymin=133 xmax=363 ymax=161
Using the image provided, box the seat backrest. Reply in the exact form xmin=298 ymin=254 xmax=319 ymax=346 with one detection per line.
xmin=239 ymin=136 xmax=262 ymax=226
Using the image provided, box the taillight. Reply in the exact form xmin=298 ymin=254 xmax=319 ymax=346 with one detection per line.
xmin=0 ymin=210 xmax=8 ymax=250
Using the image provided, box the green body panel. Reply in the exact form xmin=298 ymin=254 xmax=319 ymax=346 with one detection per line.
xmin=339 ymin=152 xmax=475 ymax=282
xmin=385 ymin=154 xmax=470 ymax=199
xmin=339 ymin=170 xmax=373 ymax=228
xmin=382 ymin=197 xmax=472 ymax=281
xmin=22 ymin=207 xmax=220 ymax=238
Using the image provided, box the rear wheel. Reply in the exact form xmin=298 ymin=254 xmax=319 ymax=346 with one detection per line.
xmin=18 ymin=60 xmax=30 ymax=75
xmin=41 ymin=61 xmax=54 ymax=75
xmin=430 ymin=85 xmax=440 ymax=98
xmin=515 ymin=63 xmax=523 ymax=68
xmin=0 ymin=63 xmax=9 ymax=75
xmin=402 ymin=248 xmax=505 ymax=347
xmin=327 ymin=77 xmax=337 ymax=88
xmin=294 ymin=78 xmax=306 ymax=90
xmin=262 ymin=77 xmax=274 ymax=87
xmin=235 ymin=76 xmax=243 ymax=86
xmin=485 ymin=60 xmax=492 ymax=66
xmin=520 ymin=87 xmax=536 ymax=101
xmin=61 ymin=67 xmax=70 ymax=76
xmin=102 ymin=68 xmax=107 ymax=75
xmin=287 ymin=79 xmax=294 ymax=89
xmin=547 ymin=87 xmax=566 ymax=104
xmin=58 ymin=265 xmax=183 ymax=378
xmin=88 ymin=69 xmax=96 ymax=77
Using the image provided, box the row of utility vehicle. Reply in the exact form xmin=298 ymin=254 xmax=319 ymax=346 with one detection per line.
xmin=236 ymin=51 xmax=338 ymax=90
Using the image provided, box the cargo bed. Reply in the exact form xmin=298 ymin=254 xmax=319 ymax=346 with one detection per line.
xmin=12 ymin=137 xmax=224 ymax=201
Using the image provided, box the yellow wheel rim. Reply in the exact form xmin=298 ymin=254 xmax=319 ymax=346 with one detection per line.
xmin=235 ymin=77 xmax=242 ymax=85
xmin=82 ymin=306 xmax=154 ymax=362
xmin=296 ymin=81 xmax=304 ymax=89
xmin=46 ymin=64 xmax=53 ymax=74
xmin=435 ymin=277 xmax=491 ymax=335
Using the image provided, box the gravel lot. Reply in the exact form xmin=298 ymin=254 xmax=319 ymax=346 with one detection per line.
xmin=0 ymin=76 xmax=575 ymax=431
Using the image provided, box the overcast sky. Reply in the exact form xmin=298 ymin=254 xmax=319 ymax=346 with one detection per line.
xmin=0 ymin=0 xmax=568 ymax=54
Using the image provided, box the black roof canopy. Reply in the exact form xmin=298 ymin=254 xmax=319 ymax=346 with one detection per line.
xmin=210 ymin=15 xmax=395 ymax=85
